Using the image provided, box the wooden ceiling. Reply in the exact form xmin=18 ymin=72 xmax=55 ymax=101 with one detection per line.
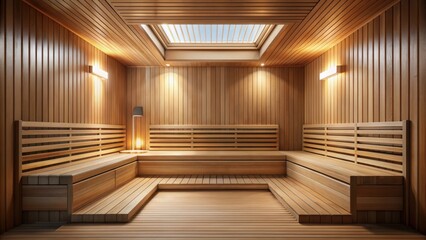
xmin=24 ymin=0 xmax=399 ymax=66
xmin=108 ymin=0 xmax=318 ymax=24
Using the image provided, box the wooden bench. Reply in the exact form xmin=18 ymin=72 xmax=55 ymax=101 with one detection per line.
xmin=138 ymin=125 xmax=286 ymax=175
xmin=283 ymin=121 xmax=408 ymax=224
xmin=16 ymin=121 xmax=137 ymax=223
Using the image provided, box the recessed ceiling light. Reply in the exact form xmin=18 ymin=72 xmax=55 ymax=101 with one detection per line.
xmin=261 ymin=63 xmax=265 ymax=67
xmin=165 ymin=63 xmax=170 ymax=67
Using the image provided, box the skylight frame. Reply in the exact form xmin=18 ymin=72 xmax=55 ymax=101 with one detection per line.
xmin=150 ymin=24 xmax=276 ymax=50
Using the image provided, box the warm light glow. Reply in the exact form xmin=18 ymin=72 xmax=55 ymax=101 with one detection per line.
xmin=89 ymin=65 xmax=108 ymax=79
xmin=135 ymin=138 xmax=143 ymax=149
xmin=320 ymin=66 xmax=343 ymax=80
xmin=165 ymin=63 xmax=170 ymax=67
xmin=261 ymin=63 xmax=265 ymax=67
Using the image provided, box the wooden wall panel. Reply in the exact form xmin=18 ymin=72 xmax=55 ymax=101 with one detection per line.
xmin=0 ymin=0 xmax=127 ymax=233
xmin=127 ymin=67 xmax=304 ymax=151
xmin=304 ymin=0 xmax=426 ymax=233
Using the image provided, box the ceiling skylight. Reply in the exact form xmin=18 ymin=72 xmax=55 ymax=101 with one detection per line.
xmin=159 ymin=24 xmax=271 ymax=44
xmin=141 ymin=23 xmax=285 ymax=61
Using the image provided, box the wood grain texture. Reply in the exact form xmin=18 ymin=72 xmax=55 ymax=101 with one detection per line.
xmin=138 ymin=161 xmax=285 ymax=175
xmin=304 ymin=0 xmax=425 ymax=232
xmin=18 ymin=121 xmax=127 ymax=172
xmin=149 ymin=125 xmax=279 ymax=151
xmin=22 ymin=0 xmax=399 ymax=66
xmin=108 ymin=0 xmax=318 ymax=24
xmin=24 ymin=0 xmax=164 ymax=66
xmin=127 ymin=67 xmax=304 ymax=151
xmin=302 ymin=121 xmax=407 ymax=174
xmin=0 ymin=0 xmax=127 ymax=233
xmin=71 ymin=176 xmax=352 ymax=224
xmin=3 ymin=190 xmax=425 ymax=239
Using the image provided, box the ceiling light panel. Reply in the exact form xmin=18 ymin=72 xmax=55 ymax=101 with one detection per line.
xmin=159 ymin=24 xmax=271 ymax=44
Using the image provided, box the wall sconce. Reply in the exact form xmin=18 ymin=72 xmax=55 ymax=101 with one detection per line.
xmin=319 ymin=65 xmax=344 ymax=80
xmin=89 ymin=65 xmax=109 ymax=79
xmin=132 ymin=106 xmax=143 ymax=150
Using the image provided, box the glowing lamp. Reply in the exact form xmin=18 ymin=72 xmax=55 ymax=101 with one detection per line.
xmin=135 ymin=138 xmax=143 ymax=149
xmin=319 ymin=65 xmax=344 ymax=80
xmin=132 ymin=106 xmax=143 ymax=150
xmin=89 ymin=65 xmax=108 ymax=79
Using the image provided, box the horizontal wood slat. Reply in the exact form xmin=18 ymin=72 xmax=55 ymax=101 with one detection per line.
xmin=149 ymin=125 xmax=279 ymax=151
xmin=17 ymin=121 xmax=127 ymax=172
xmin=303 ymin=121 xmax=408 ymax=174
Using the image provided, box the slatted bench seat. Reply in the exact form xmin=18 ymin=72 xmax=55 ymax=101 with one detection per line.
xmin=138 ymin=125 xmax=286 ymax=175
xmin=16 ymin=121 xmax=137 ymax=224
xmin=283 ymin=121 xmax=408 ymax=224
xmin=22 ymin=153 xmax=137 ymax=185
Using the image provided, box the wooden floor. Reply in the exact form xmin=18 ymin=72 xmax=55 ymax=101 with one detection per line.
xmin=71 ymin=176 xmax=350 ymax=224
xmin=3 ymin=190 xmax=424 ymax=239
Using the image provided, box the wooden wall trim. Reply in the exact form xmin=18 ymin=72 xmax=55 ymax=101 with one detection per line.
xmin=304 ymin=0 xmax=426 ymax=233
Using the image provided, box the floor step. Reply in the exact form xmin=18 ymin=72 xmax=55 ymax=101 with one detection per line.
xmin=72 ymin=177 xmax=159 ymax=223
xmin=72 ymin=175 xmax=352 ymax=224
xmin=264 ymin=176 xmax=352 ymax=224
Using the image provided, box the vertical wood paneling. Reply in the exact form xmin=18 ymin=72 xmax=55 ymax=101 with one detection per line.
xmin=127 ymin=67 xmax=304 ymax=151
xmin=1 ymin=0 xmax=7 ymax=233
xmin=304 ymin=0 xmax=426 ymax=233
xmin=418 ymin=0 xmax=426 ymax=234
xmin=0 ymin=0 xmax=127 ymax=233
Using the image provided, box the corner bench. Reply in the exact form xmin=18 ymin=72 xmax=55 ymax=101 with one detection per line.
xmin=283 ymin=121 xmax=408 ymax=223
xmin=16 ymin=121 xmax=137 ymax=223
xmin=16 ymin=121 xmax=409 ymax=225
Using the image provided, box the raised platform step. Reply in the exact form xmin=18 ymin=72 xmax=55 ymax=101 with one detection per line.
xmin=72 ymin=175 xmax=350 ymax=224
xmin=72 ymin=177 xmax=159 ymax=223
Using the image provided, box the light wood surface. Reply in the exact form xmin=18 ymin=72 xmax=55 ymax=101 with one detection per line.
xmin=0 ymin=0 xmax=127 ymax=232
xmin=108 ymin=0 xmax=318 ymax=24
xmin=285 ymin=151 xmax=401 ymax=184
xmin=23 ymin=0 xmax=164 ymax=66
xmin=138 ymin=161 xmax=285 ymax=175
xmin=4 ymin=190 xmax=424 ymax=239
xmin=149 ymin=125 xmax=279 ymax=150
xmin=17 ymin=121 xmax=127 ymax=172
xmin=302 ymin=121 xmax=408 ymax=174
xmin=304 ymin=0 xmax=426 ymax=231
xmin=23 ymin=0 xmax=398 ymax=66
xmin=127 ymin=67 xmax=304 ymax=150
xmin=136 ymin=148 xmax=286 ymax=175
xmin=71 ymin=176 xmax=350 ymax=224
xmin=21 ymin=159 xmax=138 ymax=224
xmin=22 ymin=154 xmax=137 ymax=184
xmin=285 ymin=119 xmax=407 ymax=224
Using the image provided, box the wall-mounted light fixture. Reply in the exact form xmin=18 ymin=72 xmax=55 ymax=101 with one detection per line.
xmin=132 ymin=106 xmax=143 ymax=150
xmin=89 ymin=65 xmax=109 ymax=79
xmin=319 ymin=65 xmax=344 ymax=80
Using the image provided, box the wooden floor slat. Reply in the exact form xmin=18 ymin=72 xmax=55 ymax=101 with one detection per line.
xmin=4 ymin=190 xmax=424 ymax=239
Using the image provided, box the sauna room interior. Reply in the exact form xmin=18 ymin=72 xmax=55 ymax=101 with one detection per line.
xmin=1 ymin=0 xmax=426 ymax=239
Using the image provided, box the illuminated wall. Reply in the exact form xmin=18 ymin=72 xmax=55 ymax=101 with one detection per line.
xmin=304 ymin=0 xmax=426 ymax=232
xmin=126 ymin=66 xmax=305 ymax=151
xmin=0 ymin=0 xmax=127 ymax=232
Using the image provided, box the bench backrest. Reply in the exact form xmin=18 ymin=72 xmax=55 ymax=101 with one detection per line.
xmin=16 ymin=121 xmax=126 ymax=172
xmin=303 ymin=121 xmax=408 ymax=175
xmin=149 ymin=125 xmax=279 ymax=151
